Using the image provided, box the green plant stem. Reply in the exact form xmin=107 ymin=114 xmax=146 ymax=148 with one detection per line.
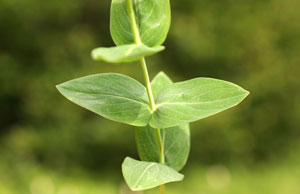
xmin=126 ymin=0 xmax=165 ymax=193
xmin=141 ymin=57 xmax=165 ymax=194
xmin=160 ymin=184 xmax=165 ymax=194
xmin=155 ymin=128 xmax=165 ymax=164
xmin=140 ymin=57 xmax=156 ymax=111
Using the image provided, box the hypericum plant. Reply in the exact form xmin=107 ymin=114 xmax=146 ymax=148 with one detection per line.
xmin=57 ymin=0 xmax=249 ymax=193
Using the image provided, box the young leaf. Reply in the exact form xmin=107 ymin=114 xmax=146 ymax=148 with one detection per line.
xmin=91 ymin=44 xmax=164 ymax=63
xmin=149 ymin=78 xmax=250 ymax=128
xmin=56 ymin=73 xmax=152 ymax=127
xmin=122 ymin=157 xmax=184 ymax=191
xmin=136 ymin=123 xmax=190 ymax=171
xmin=151 ymin=71 xmax=173 ymax=98
xmin=110 ymin=0 xmax=171 ymax=47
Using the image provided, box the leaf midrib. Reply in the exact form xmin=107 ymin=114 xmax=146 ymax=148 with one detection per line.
xmin=62 ymin=87 xmax=150 ymax=108
xmin=133 ymin=163 xmax=156 ymax=188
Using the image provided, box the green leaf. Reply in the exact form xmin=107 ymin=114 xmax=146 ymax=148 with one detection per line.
xmin=110 ymin=0 xmax=171 ymax=47
xmin=136 ymin=123 xmax=190 ymax=171
xmin=56 ymin=73 xmax=152 ymax=127
xmin=149 ymin=78 xmax=250 ymax=128
xmin=151 ymin=71 xmax=173 ymax=98
xmin=122 ymin=157 xmax=184 ymax=191
xmin=91 ymin=44 xmax=164 ymax=63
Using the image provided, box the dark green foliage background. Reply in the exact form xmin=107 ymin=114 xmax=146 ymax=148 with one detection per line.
xmin=0 ymin=0 xmax=299 ymax=193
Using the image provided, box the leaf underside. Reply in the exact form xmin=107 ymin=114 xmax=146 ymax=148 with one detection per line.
xmin=91 ymin=44 xmax=164 ymax=63
xmin=122 ymin=157 xmax=184 ymax=191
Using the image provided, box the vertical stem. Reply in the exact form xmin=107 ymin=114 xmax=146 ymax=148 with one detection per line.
xmin=159 ymin=130 xmax=165 ymax=194
xmin=126 ymin=0 xmax=165 ymax=193
xmin=140 ymin=57 xmax=156 ymax=111
xmin=160 ymin=184 xmax=165 ymax=194
xmin=155 ymin=128 xmax=165 ymax=164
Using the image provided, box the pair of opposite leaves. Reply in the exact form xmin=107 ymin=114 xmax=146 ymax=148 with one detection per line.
xmin=57 ymin=0 xmax=249 ymax=191
xmin=57 ymin=72 xmax=249 ymax=130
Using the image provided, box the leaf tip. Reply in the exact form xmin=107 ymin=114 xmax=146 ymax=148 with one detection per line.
xmin=160 ymin=45 xmax=166 ymax=50
xmin=55 ymin=83 xmax=63 ymax=92
xmin=245 ymin=90 xmax=250 ymax=97
xmin=91 ymin=48 xmax=102 ymax=61
xmin=241 ymin=88 xmax=250 ymax=100
xmin=156 ymin=45 xmax=166 ymax=53
xmin=122 ymin=157 xmax=131 ymax=163
xmin=178 ymin=174 xmax=185 ymax=181
xmin=156 ymin=71 xmax=168 ymax=77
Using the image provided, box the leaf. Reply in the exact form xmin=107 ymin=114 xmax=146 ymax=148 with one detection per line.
xmin=163 ymin=124 xmax=190 ymax=171
xmin=122 ymin=157 xmax=184 ymax=191
xmin=136 ymin=123 xmax=190 ymax=171
xmin=56 ymin=73 xmax=152 ymax=127
xmin=136 ymin=71 xmax=190 ymax=171
xmin=149 ymin=78 xmax=250 ymax=128
xmin=151 ymin=71 xmax=173 ymax=98
xmin=91 ymin=44 xmax=164 ymax=63
xmin=110 ymin=0 xmax=171 ymax=47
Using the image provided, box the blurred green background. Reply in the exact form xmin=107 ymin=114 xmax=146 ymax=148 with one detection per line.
xmin=1 ymin=0 xmax=300 ymax=193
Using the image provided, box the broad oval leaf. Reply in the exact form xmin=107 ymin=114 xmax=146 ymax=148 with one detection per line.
xmin=122 ymin=157 xmax=184 ymax=191
xmin=56 ymin=73 xmax=152 ymax=126
xmin=91 ymin=44 xmax=164 ymax=63
xmin=149 ymin=78 xmax=250 ymax=128
xmin=110 ymin=0 xmax=171 ymax=47
xmin=136 ymin=123 xmax=190 ymax=171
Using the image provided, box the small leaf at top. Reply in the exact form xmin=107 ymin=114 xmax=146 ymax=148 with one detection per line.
xmin=56 ymin=73 xmax=152 ymax=127
xmin=110 ymin=0 xmax=171 ymax=47
xmin=122 ymin=157 xmax=184 ymax=191
xmin=136 ymin=123 xmax=190 ymax=171
xmin=149 ymin=78 xmax=250 ymax=128
xmin=91 ymin=44 xmax=164 ymax=63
